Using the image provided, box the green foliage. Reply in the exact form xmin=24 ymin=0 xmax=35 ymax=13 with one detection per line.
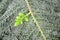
xmin=14 ymin=13 xmax=30 ymax=27
xmin=0 ymin=0 xmax=59 ymax=40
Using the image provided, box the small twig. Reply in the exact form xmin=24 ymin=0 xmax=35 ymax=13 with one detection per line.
xmin=25 ymin=0 xmax=46 ymax=40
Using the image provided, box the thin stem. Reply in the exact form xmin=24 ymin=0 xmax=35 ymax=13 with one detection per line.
xmin=25 ymin=12 xmax=30 ymax=17
xmin=25 ymin=0 xmax=46 ymax=40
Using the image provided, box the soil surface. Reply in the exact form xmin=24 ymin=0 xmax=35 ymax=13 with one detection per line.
xmin=0 ymin=0 xmax=60 ymax=40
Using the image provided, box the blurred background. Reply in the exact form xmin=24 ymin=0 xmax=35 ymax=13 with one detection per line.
xmin=0 ymin=0 xmax=60 ymax=40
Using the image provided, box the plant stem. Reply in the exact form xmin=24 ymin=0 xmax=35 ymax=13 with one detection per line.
xmin=25 ymin=12 xmax=30 ymax=17
xmin=25 ymin=0 xmax=46 ymax=40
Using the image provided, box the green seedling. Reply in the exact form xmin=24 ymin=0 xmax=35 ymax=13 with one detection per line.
xmin=14 ymin=12 xmax=30 ymax=27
